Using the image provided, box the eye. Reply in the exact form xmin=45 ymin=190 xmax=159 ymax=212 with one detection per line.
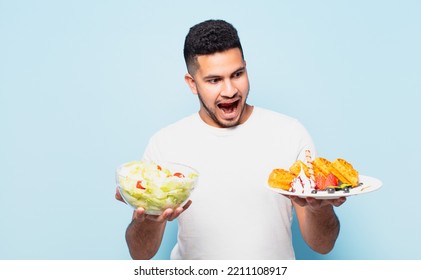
xmin=232 ymin=70 xmax=244 ymax=78
xmin=207 ymin=78 xmax=221 ymax=84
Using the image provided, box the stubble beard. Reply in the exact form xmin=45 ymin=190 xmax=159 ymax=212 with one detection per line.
xmin=197 ymin=92 xmax=248 ymax=128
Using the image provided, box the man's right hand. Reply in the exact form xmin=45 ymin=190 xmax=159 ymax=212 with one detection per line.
xmin=116 ymin=186 xmax=192 ymax=259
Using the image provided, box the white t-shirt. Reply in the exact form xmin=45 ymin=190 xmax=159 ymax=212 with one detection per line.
xmin=143 ymin=106 xmax=316 ymax=259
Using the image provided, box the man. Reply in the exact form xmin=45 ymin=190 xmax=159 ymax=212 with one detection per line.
xmin=116 ymin=19 xmax=346 ymax=260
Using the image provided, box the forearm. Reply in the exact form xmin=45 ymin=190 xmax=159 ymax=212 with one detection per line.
xmin=299 ymin=205 xmax=340 ymax=254
xmin=125 ymin=217 xmax=167 ymax=260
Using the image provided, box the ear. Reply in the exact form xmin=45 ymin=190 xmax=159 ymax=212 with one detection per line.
xmin=184 ymin=73 xmax=198 ymax=95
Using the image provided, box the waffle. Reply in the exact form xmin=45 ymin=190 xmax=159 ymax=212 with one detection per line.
xmin=268 ymin=169 xmax=295 ymax=190
xmin=329 ymin=158 xmax=359 ymax=187
xmin=312 ymin=157 xmax=331 ymax=177
xmin=289 ymin=160 xmax=310 ymax=177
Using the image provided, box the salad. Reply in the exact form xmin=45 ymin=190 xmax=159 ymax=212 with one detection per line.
xmin=116 ymin=160 xmax=199 ymax=214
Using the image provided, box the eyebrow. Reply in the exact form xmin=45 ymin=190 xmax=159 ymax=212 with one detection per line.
xmin=203 ymin=66 xmax=246 ymax=80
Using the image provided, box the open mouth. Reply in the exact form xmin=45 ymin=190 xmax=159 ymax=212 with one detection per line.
xmin=217 ymin=100 xmax=240 ymax=115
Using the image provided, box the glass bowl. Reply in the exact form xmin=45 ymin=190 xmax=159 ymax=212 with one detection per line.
xmin=115 ymin=160 xmax=199 ymax=215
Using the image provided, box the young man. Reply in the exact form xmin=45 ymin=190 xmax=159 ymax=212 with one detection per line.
xmin=116 ymin=19 xmax=346 ymax=259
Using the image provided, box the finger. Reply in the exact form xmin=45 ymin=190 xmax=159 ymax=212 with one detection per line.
xmin=168 ymin=200 xmax=192 ymax=221
xmin=315 ymin=197 xmax=346 ymax=208
xmin=132 ymin=208 xmax=146 ymax=222
xmin=304 ymin=197 xmax=322 ymax=208
xmin=289 ymin=196 xmax=307 ymax=207
xmin=146 ymin=209 xmax=174 ymax=223
xmin=331 ymin=197 xmax=347 ymax=207
xmin=167 ymin=212 xmax=179 ymax=222
xmin=161 ymin=209 xmax=174 ymax=221
xmin=182 ymin=200 xmax=192 ymax=211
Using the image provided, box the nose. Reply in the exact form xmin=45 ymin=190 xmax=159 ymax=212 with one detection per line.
xmin=221 ymin=79 xmax=237 ymax=98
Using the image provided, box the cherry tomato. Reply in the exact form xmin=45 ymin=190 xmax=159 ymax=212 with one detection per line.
xmin=173 ymin=172 xmax=185 ymax=178
xmin=136 ymin=180 xmax=145 ymax=189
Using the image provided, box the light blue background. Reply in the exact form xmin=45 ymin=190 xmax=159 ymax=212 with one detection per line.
xmin=1 ymin=0 xmax=420 ymax=260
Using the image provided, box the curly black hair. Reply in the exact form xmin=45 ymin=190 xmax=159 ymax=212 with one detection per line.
xmin=183 ymin=19 xmax=244 ymax=74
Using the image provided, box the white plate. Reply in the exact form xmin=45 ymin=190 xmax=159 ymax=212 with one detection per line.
xmin=267 ymin=175 xmax=382 ymax=199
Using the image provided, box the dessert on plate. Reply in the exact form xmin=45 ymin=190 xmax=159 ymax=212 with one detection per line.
xmin=268 ymin=151 xmax=360 ymax=195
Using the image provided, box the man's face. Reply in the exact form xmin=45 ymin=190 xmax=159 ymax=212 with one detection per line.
xmin=185 ymin=48 xmax=251 ymax=128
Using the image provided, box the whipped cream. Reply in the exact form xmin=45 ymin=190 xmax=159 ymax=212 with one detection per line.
xmin=290 ymin=168 xmax=315 ymax=194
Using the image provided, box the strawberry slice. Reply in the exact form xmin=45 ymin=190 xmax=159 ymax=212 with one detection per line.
xmin=315 ymin=173 xmax=338 ymax=190
xmin=325 ymin=173 xmax=338 ymax=188
xmin=315 ymin=174 xmax=326 ymax=190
